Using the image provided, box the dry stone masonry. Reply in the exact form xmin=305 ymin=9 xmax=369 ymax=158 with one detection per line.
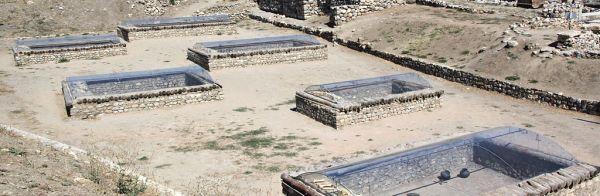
xmin=117 ymin=14 xmax=236 ymax=41
xmin=12 ymin=34 xmax=127 ymax=66
xmin=295 ymin=73 xmax=443 ymax=128
xmin=330 ymin=0 xmax=405 ymax=26
xmin=281 ymin=127 xmax=599 ymax=195
xmin=187 ymin=35 xmax=327 ymax=70
xmin=258 ymin=0 xmax=405 ymax=26
xmin=62 ymin=66 xmax=223 ymax=119
xmin=248 ymin=13 xmax=600 ymax=115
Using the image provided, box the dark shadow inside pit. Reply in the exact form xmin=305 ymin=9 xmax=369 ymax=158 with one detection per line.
xmin=310 ymin=127 xmax=577 ymax=195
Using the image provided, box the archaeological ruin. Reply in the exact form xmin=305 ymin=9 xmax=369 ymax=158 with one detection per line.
xmin=281 ymin=127 xmax=599 ymax=195
xmin=257 ymin=0 xmax=405 ymax=26
xmin=62 ymin=66 xmax=223 ymax=119
xmin=295 ymin=73 xmax=443 ymax=128
xmin=12 ymin=34 xmax=127 ymax=66
xmin=187 ymin=35 xmax=327 ymax=70
xmin=117 ymin=14 xmax=236 ymax=41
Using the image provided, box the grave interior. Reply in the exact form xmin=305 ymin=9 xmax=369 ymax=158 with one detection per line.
xmin=15 ymin=34 xmax=122 ymax=51
xmin=65 ymin=66 xmax=214 ymax=98
xmin=317 ymin=127 xmax=576 ymax=195
xmin=121 ymin=15 xmax=230 ymax=28
xmin=305 ymin=73 xmax=433 ymax=104
xmin=196 ymin=35 xmax=321 ymax=53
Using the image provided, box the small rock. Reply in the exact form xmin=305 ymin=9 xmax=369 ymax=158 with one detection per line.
xmin=505 ymin=40 xmax=519 ymax=48
xmin=478 ymin=47 xmax=487 ymax=53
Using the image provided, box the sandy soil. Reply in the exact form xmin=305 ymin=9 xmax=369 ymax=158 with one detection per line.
xmin=0 ymin=0 xmax=199 ymax=38
xmin=0 ymin=126 xmax=135 ymax=196
xmin=335 ymin=4 xmax=600 ymax=100
xmin=0 ymin=17 xmax=599 ymax=195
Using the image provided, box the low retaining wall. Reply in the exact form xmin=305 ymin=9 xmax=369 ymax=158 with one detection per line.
xmin=330 ymin=0 xmax=404 ymax=26
xmin=489 ymin=164 xmax=599 ymax=195
xmin=117 ymin=23 xmax=236 ymax=41
xmin=295 ymin=89 xmax=443 ymax=128
xmin=416 ymin=0 xmax=496 ymax=14
xmin=249 ymin=14 xmax=600 ymax=116
xmin=188 ymin=45 xmax=327 ymax=70
xmin=13 ymin=43 xmax=127 ymax=66
xmin=63 ymin=83 xmax=223 ymax=119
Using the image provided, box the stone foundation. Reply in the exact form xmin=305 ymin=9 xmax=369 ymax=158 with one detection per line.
xmin=13 ymin=44 xmax=127 ymax=66
xmin=330 ymin=0 xmax=405 ymax=26
xmin=282 ymin=128 xmax=598 ymax=195
xmin=12 ymin=34 xmax=127 ymax=66
xmin=295 ymin=89 xmax=443 ymax=128
xmin=188 ymin=46 xmax=327 ymax=70
xmin=117 ymin=23 xmax=236 ymax=41
xmin=62 ymin=66 xmax=222 ymax=119
xmin=187 ymin=35 xmax=327 ymax=70
xmin=117 ymin=15 xmax=237 ymax=41
xmin=257 ymin=0 xmax=405 ymax=26
xmin=64 ymin=85 xmax=223 ymax=119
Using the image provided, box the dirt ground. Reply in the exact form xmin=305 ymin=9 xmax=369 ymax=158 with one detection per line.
xmin=0 ymin=1 xmax=599 ymax=195
xmin=0 ymin=126 xmax=151 ymax=196
xmin=0 ymin=16 xmax=599 ymax=195
xmin=335 ymin=4 xmax=600 ymax=100
xmin=0 ymin=0 xmax=203 ymax=38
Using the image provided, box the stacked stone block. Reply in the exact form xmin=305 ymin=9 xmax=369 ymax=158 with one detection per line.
xmin=295 ymin=89 xmax=443 ymax=128
xmin=12 ymin=34 xmax=127 ymax=66
xmin=117 ymin=15 xmax=237 ymax=41
xmin=187 ymin=35 xmax=327 ymax=70
xmin=330 ymin=0 xmax=405 ymax=26
xmin=62 ymin=67 xmax=223 ymax=119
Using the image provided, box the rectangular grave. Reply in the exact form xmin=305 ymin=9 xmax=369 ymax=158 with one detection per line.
xmin=295 ymin=73 xmax=443 ymax=128
xmin=187 ymin=35 xmax=327 ymax=70
xmin=281 ymin=127 xmax=599 ymax=196
xmin=12 ymin=34 xmax=127 ymax=66
xmin=117 ymin=14 xmax=236 ymax=41
xmin=62 ymin=66 xmax=223 ymax=119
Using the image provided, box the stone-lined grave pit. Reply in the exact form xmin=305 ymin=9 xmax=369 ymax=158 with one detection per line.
xmin=295 ymin=73 xmax=443 ymax=128
xmin=12 ymin=34 xmax=127 ymax=66
xmin=117 ymin=14 xmax=236 ymax=41
xmin=282 ymin=127 xmax=599 ymax=196
xmin=62 ymin=66 xmax=223 ymax=119
xmin=187 ymin=35 xmax=327 ymax=70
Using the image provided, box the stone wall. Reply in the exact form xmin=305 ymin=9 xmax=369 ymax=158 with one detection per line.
xmin=416 ymin=0 xmax=496 ymax=14
xmin=330 ymin=0 xmax=404 ymax=26
xmin=117 ymin=23 xmax=236 ymax=41
xmin=549 ymin=175 xmax=600 ymax=196
xmin=13 ymin=44 xmax=127 ymax=66
xmin=85 ymin=74 xmax=192 ymax=95
xmin=63 ymin=83 xmax=223 ymax=119
xmin=331 ymin=145 xmax=472 ymax=195
xmin=187 ymin=45 xmax=327 ymax=70
xmin=248 ymin=14 xmax=600 ymax=116
xmin=258 ymin=0 xmax=316 ymax=19
xmin=295 ymin=89 xmax=443 ymax=128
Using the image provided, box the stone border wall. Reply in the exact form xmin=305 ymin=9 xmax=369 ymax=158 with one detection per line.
xmin=258 ymin=0 xmax=404 ymax=26
xmin=295 ymin=89 xmax=443 ymax=128
xmin=488 ymin=163 xmax=599 ymax=195
xmin=330 ymin=0 xmax=405 ymax=26
xmin=187 ymin=45 xmax=327 ymax=71
xmin=249 ymin=14 xmax=600 ymax=116
xmin=117 ymin=22 xmax=236 ymax=41
xmin=13 ymin=43 xmax=127 ymax=66
xmin=62 ymin=82 xmax=223 ymax=119
xmin=416 ymin=0 xmax=496 ymax=14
